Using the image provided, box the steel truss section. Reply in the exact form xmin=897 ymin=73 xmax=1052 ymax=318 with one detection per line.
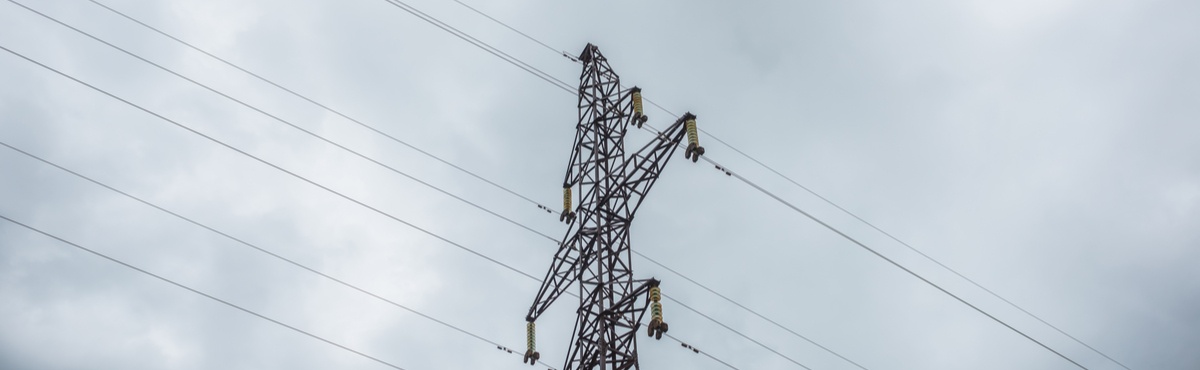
xmin=526 ymin=43 xmax=699 ymax=370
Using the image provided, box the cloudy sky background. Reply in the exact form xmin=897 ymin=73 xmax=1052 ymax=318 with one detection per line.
xmin=1 ymin=0 xmax=1198 ymax=369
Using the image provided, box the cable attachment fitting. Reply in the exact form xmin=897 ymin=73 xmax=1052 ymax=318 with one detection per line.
xmin=560 ymin=186 xmax=575 ymax=223
xmin=646 ymin=285 xmax=668 ymax=340
xmin=680 ymin=342 xmax=700 ymax=353
xmin=683 ymin=113 xmax=705 ymax=162
xmin=562 ymin=51 xmax=581 ymax=63
xmin=630 ymin=87 xmax=648 ymax=128
xmin=524 ymin=321 xmax=541 ymax=365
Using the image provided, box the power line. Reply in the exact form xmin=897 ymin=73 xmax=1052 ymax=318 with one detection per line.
xmin=0 ymin=141 xmax=751 ymax=370
xmin=60 ymin=3 xmax=846 ymax=368
xmin=32 ymin=1 xmax=1074 ymax=368
xmin=696 ymin=155 xmax=1088 ymax=369
xmin=445 ymin=2 xmax=1131 ymax=368
xmin=702 ymin=136 xmax=1135 ymax=370
xmin=440 ymin=1 xmax=1112 ymax=366
xmin=364 ymin=1 xmax=866 ymax=363
xmin=82 ymin=0 xmax=559 ymax=218
xmin=0 ymin=141 xmax=740 ymax=370
xmin=355 ymin=1 xmax=867 ymax=367
xmin=377 ymin=0 xmax=575 ymax=94
xmin=0 ymin=44 xmax=732 ymax=370
xmin=0 ymin=42 xmax=538 ymax=283
xmin=23 ymin=0 xmax=560 ymax=295
xmin=74 ymin=0 xmax=1063 ymax=365
xmin=664 ymin=333 xmax=740 ymax=370
xmin=447 ymin=0 xmax=570 ymax=61
xmin=0 ymin=214 xmax=409 ymax=370
xmin=0 ymin=140 xmax=559 ymax=370
xmin=638 ymin=252 xmax=868 ymax=370
xmin=8 ymin=0 xmax=558 ymax=249
xmin=664 ymin=296 xmax=811 ymax=370
xmin=15 ymin=1 xmax=780 ymax=367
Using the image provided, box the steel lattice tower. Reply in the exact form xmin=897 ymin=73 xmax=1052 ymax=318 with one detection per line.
xmin=524 ymin=44 xmax=704 ymax=370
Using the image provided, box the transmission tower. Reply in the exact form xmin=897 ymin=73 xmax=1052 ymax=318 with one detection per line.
xmin=523 ymin=44 xmax=705 ymax=370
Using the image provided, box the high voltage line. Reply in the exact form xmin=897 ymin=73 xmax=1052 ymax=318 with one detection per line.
xmin=0 ymin=44 xmax=743 ymax=370
xmin=4 ymin=0 xmax=1121 ymax=368
xmin=3 ymin=0 xmax=1077 ymax=369
xmin=693 ymin=155 xmax=1088 ymax=368
xmin=80 ymin=0 xmax=558 ymax=215
xmin=10 ymin=0 xmax=808 ymax=366
xmin=1 ymin=194 xmax=738 ymax=370
xmin=1 ymin=138 xmax=732 ymax=370
xmin=0 ymin=214 xmax=411 ymax=370
xmin=379 ymin=0 xmax=576 ymax=94
xmin=447 ymin=3 xmax=1133 ymax=369
xmin=0 ymin=139 xmax=739 ymax=370
xmin=9 ymin=0 xmax=558 ymax=254
xmin=448 ymin=0 xmax=572 ymax=61
xmin=16 ymin=0 xmax=1067 ymax=368
xmin=664 ymin=333 xmax=740 ymax=370
xmin=0 ymin=140 xmax=560 ymax=370
xmin=641 ymin=251 xmax=864 ymax=370
xmin=425 ymin=0 xmax=1102 ymax=365
xmin=348 ymin=0 xmax=861 ymax=364
xmin=4 ymin=1 xmax=784 ymax=364
xmin=630 ymin=50 xmax=1130 ymax=370
xmin=34 ymin=0 xmax=849 ymax=367
xmin=0 ymin=43 xmax=532 ymax=283
xmin=420 ymin=1 xmax=1123 ymax=367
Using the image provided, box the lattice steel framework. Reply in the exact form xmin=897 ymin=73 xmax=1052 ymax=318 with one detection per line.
xmin=525 ymin=44 xmax=702 ymax=370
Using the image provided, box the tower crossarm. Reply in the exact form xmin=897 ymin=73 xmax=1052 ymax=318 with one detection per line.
xmin=616 ymin=113 xmax=695 ymax=219
xmin=525 ymin=220 xmax=596 ymax=322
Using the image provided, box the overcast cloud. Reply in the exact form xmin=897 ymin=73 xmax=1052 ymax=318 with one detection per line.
xmin=1 ymin=0 xmax=1198 ymax=369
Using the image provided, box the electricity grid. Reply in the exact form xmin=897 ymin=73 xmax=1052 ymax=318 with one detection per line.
xmin=0 ymin=0 xmax=1147 ymax=369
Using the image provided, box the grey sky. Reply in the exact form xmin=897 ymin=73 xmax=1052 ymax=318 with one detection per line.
xmin=1 ymin=0 xmax=1197 ymax=369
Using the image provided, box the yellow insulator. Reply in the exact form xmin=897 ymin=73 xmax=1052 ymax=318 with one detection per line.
xmin=527 ymin=322 xmax=536 ymax=351
xmin=683 ymin=114 xmax=705 ymax=162
xmin=559 ymin=186 xmax=575 ymax=223
xmin=685 ymin=118 xmax=699 ymax=147
xmin=563 ymin=187 xmax=572 ymax=213
xmin=649 ymin=286 xmax=661 ymax=302
xmin=632 ymin=89 xmax=644 ymax=117
xmin=524 ymin=321 xmax=540 ymax=364
xmin=651 ymin=302 xmax=663 ymax=320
